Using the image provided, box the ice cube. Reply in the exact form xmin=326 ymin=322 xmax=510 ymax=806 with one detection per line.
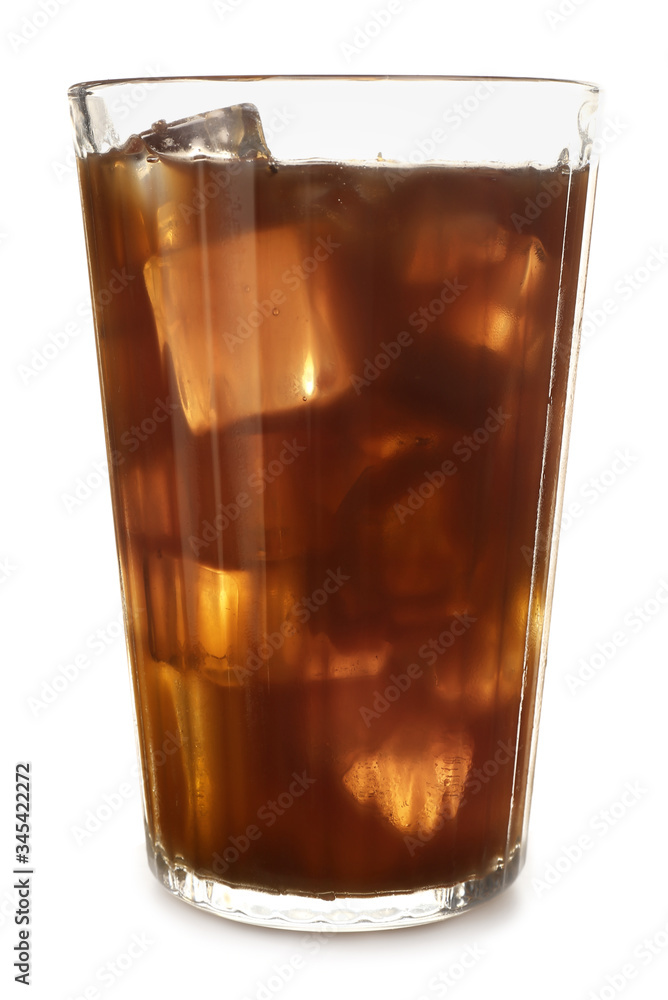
xmin=141 ymin=548 xmax=310 ymax=684
xmin=141 ymin=541 xmax=391 ymax=688
xmin=405 ymin=218 xmax=547 ymax=357
xmin=119 ymin=444 xmax=178 ymax=546
xmin=470 ymin=586 xmax=542 ymax=712
xmin=143 ymin=549 xmax=243 ymax=681
xmin=404 ymin=208 xmax=509 ymax=283
xmin=329 ymin=435 xmax=477 ymax=640
xmin=144 ymin=223 xmax=352 ymax=434
xmin=342 ymin=728 xmax=473 ymax=834
xmin=450 ymin=234 xmax=548 ymax=355
xmin=141 ymin=104 xmax=272 ymax=160
xmin=142 ymin=656 xmax=253 ymax=854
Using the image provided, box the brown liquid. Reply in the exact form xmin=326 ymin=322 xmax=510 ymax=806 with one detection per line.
xmin=78 ymin=145 xmax=589 ymax=896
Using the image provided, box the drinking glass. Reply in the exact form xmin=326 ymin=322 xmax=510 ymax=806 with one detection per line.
xmin=70 ymin=76 xmax=599 ymax=930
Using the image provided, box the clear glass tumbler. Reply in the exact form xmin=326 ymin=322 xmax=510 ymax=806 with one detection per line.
xmin=69 ymin=76 xmax=599 ymax=930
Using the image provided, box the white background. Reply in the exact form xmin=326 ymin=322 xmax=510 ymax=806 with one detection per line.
xmin=2 ymin=1 xmax=667 ymax=998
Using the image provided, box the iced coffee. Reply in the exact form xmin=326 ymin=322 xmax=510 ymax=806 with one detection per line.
xmin=72 ymin=83 xmax=597 ymax=926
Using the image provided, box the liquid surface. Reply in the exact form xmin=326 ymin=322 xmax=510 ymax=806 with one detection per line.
xmin=78 ymin=144 xmax=589 ymax=895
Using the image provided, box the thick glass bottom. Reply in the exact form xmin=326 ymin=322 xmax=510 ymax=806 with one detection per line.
xmin=146 ymin=832 xmax=523 ymax=932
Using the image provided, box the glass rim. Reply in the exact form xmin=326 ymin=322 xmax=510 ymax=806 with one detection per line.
xmin=68 ymin=74 xmax=600 ymax=98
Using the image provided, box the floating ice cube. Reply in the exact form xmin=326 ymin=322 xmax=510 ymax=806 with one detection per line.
xmin=141 ymin=104 xmax=272 ymax=160
xmin=143 ymin=549 xmax=243 ymax=683
xmin=453 ymin=234 xmax=548 ymax=355
xmin=343 ymin=728 xmax=473 ymax=834
xmin=404 ymin=209 xmax=509 ymax=282
xmin=144 ymin=225 xmax=351 ymax=433
xmin=329 ymin=435 xmax=476 ymax=639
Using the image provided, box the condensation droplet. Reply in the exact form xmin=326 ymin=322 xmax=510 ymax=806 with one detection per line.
xmin=272 ymin=308 xmax=280 ymax=316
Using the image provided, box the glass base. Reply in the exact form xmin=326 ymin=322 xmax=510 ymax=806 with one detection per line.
xmin=146 ymin=833 xmax=523 ymax=932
